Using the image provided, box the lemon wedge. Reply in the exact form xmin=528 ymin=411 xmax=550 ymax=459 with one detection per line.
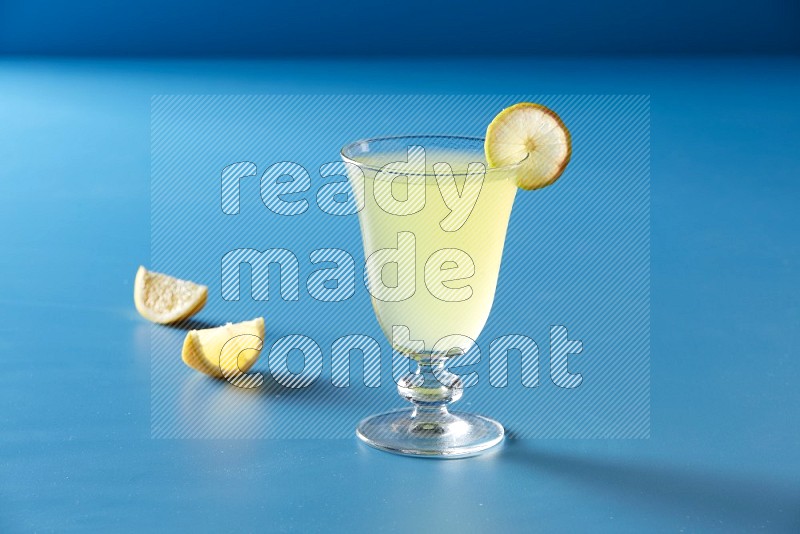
xmin=134 ymin=266 xmax=207 ymax=324
xmin=181 ymin=318 xmax=265 ymax=379
xmin=485 ymin=102 xmax=571 ymax=190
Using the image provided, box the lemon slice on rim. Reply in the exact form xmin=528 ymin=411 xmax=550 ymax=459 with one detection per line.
xmin=181 ymin=318 xmax=265 ymax=379
xmin=134 ymin=266 xmax=208 ymax=324
xmin=485 ymin=102 xmax=572 ymax=190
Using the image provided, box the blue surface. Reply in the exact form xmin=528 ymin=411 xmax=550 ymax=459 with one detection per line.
xmin=1 ymin=58 xmax=799 ymax=531
xmin=1 ymin=1 xmax=799 ymax=56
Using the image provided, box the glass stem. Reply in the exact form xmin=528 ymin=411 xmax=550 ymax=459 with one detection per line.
xmin=397 ymin=357 xmax=463 ymax=419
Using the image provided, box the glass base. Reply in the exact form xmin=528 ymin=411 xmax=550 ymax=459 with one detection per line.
xmin=356 ymin=408 xmax=504 ymax=458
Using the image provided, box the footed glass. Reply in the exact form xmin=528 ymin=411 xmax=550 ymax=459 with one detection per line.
xmin=342 ymin=136 xmax=520 ymax=457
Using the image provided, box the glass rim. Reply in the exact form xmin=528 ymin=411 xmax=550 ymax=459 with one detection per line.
xmin=340 ymin=134 xmax=528 ymax=176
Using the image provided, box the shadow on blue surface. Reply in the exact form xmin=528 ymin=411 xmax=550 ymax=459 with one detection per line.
xmin=162 ymin=318 xmax=224 ymax=331
xmin=501 ymin=441 xmax=800 ymax=530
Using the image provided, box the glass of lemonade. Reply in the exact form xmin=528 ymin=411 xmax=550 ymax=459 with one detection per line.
xmin=342 ymin=135 xmax=521 ymax=457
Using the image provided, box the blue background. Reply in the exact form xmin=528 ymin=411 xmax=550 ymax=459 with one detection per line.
xmin=0 ymin=0 xmax=799 ymax=56
xmin=1 ymin=1 xmax=800 ymax=532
